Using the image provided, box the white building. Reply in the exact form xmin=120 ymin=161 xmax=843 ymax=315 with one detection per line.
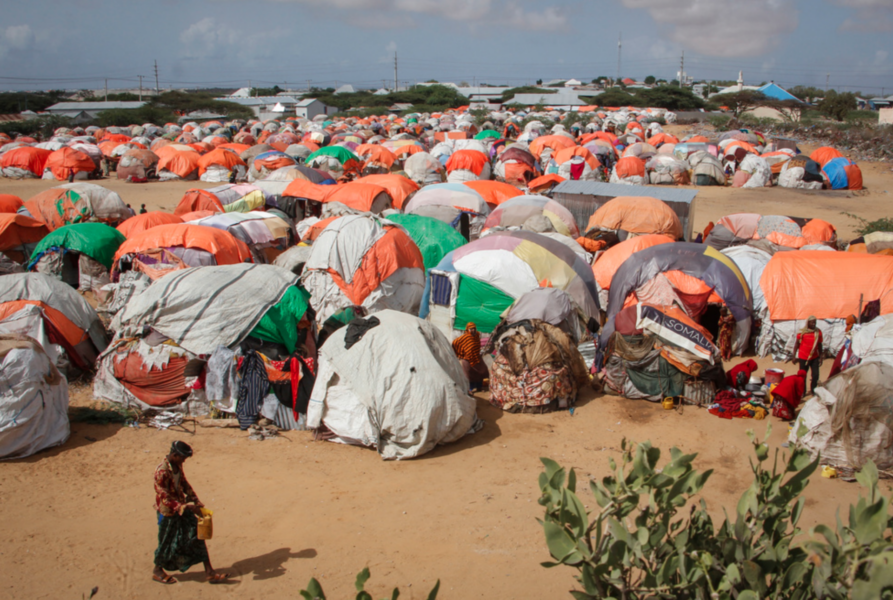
xmin=295 ymin=98 xmax=337 ymax=119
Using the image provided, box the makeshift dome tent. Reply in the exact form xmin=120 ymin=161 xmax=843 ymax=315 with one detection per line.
xmin=778 ymin=155 xmax=824 ymax=190
xmin=272 ymin=244 xmax=313 ymax=275
xmin=757 ymin=252 xmax=893 ymax=360
xmin=307 ymin=310 xmax=477 ymax=460
xmin=305 ymin=146 xmax=361 ymax=179
xmin=22 ymin=184 xmax=130 ymax=232
xmin=116 ymin=211 xmax=182 ymax=238
xmin=445 ymin=149 xmax=491 ymax=183
xmin=355 ymin=144 xmax=396 ymax=174
xmin=484 ymin=292 xmax=591 ymax=413
xmin=752 ymin=215 xmax=836 ymax=249
xmin=404 ymin=151 xmax=446 ymax=185
xmin=0 ymin=214 xmax=47 ymax=265
xmin=43 ymin=147 xmax=97 ymax=181
xmin=403 ymin=183 xmax=491 ymax=239
xmin=790 ymin=361 xmax=893 ymax=470
xmin=705 ymin=213 xmax=761 ymax=250
xmin=357 ymin=174 xmax=419 ymax=210
xmin=586 ymin=196 xmax=683 ymax=241
xmin=0 ymin=273 xmax=108 ymax=369
xmin=173 ymin=184 xmax=270 ymax=216
xmin=28 ymin=223 xmax=125 ymax=291
xmin=157 ymin=149 xmax=199 ymax=180
xmin=383 ymin=213 xmax=467 ymax=271
xmin=463 ymin=180 xmax=522 ymax=210
xmin=250 ymin=151 xmax=298 ymax=181
xmin=323 ymin=182 xmax=393 ymax=213
xmin=423 ymin=230 xmax=600 ymax=337
xmin=689 ymin=151 xmax=725 ymax=186
xmin=528 ymin=135 xmax=576 ymax=168
xmin=185 ymin=211 xmax=292 ymax=264
xmin=95 ymin=263 xmax=302 ymax=411
xmin=601 ymin=302 xmax=721 ymax=401
xmin=602 ymin=242 xmax=753 ymax=355
xmin=822 ymin=157 xmax=863 ymax=190
xmin=609 ymin=156 xmax=647 ymax=185
xmin=111 ymin=223 xmax=252 ymax=280
xmin=646 ymin=155 xmax=690 ymax=185
xmin=848 ymin=231 xmax=893 ymax=255
xmin=116 ymin=149 xmax=159 ymax=180
xmin=551 ymin=146 xmax=601 ymax=181
xmin=810 ymin=146 xmax=844 ymax=167
xmin=197 ymin=148 xmax=247 ymax=182
xmin=0 ymin=335 xmax=69 ymax=459
xmin=483 ymin=195 xmax=579 ymax=238
xmin=0 ymin=194 xmax=23 ymax=213
xmin=493 ymin=146 xmax=537 ymax=186
xmin=592 ymin=234 xmax=675 ymax=308
xmin=300 ymin=215 xmax=426 ymax=324
xmin=1 ymin=147 xmax=51 ymax=178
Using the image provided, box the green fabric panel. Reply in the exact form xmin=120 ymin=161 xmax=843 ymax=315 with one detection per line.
xmin=31 ymin=222 xmax=125 ymax=268
xmin=454 ymin=275 xmax=514 ymax=334
xmin=249 ymin=286 xmax=310 ymax=353
xmin=625 ymin=356 xmax=686 ymax=399
xmin=305 ymin=146 xmax=358 ymax=165
xmin=386 ymin=214 xmax=466 ymax=271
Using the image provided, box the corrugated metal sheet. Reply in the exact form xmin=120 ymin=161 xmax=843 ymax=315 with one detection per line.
xmin=551 ymin=181 xmax=698 ymax=241
xmin=46 ymin=101 xmax=146 ymax=111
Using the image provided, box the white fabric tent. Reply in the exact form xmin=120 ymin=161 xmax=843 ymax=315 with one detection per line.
xmin=307 ymin=310 xmax=479 ymax=460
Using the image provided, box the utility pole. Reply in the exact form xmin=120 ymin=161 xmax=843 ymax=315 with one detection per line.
xmin=826 ymin=73 xmax=830 ymax=92
xmin=680 ymin=51 xmax=684 ymax=87
xmin=616 ymin=32 xmax=622 ymax=87
xmin=394 ymin=51 xmax=398 ymax=91
xmin=138 ymin=75 xmax=143 ymax=101
xmin=154 ymin=60 xmax=159 ymax=94
xmin=104 ymin=78 xmax=108 ymax=102
xmin=306 ymin=79 xmax=311 ymax=91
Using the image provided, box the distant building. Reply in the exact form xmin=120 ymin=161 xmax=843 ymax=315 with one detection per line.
xmin=334 ymin=84 xmax=356 ymax=95
xmin=564 ymin=79 xmax=582 ymax=87
xmin=880 ymin=107 xmax=893 ymax=125
xmin=44 ymin=101 xmax=146 ymax=119
xmin=229 ymin=87 xmax=253 ymax=98
xmin=217 ymin=96 xmax=300 ymax=120
xmin=295 ymin=98 xmax=337 ymax=120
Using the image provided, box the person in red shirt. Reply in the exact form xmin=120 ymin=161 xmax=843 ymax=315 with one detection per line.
xmin=795 ymin=316 xmax=823 ymax=393
xmin=771 ymin=369 xmax=807 ymax=421
xmin=152 ymin=441 xmax=228 ymax=585
xmin=452 ymin=322 xmax=488 ymax=392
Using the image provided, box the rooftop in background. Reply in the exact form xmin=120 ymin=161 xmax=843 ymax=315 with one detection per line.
xmin=45 ymin=101 xmax=146 ymax=111
xmin=216 ymin=96 xmax=299 ymax=106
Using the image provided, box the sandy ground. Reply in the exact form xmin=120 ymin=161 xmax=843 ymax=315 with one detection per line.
xmin=1 ymin=136 xmax=892 ymax=599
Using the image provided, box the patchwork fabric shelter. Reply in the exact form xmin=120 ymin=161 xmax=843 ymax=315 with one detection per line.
xmin=586 ymin=196 xmax=683 ymax=240
xmin=23 ymin=184 xmax=131 ymax=230
xmin=483 ymin=195 xmax=579 ymax=238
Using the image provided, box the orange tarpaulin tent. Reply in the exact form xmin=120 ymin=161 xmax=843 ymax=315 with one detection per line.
xmin=0 ymin=214 xmax=49 ymax=261
xmin=613 ymin=156 xmax=646 ymax=179
xmin=445 ymin=149 xmax=488 ymax=175
xmin=117 ymin=211 xmax=183 ymax=238
xmin=528 ymin=174 xmax=565 ymax=193
xmin=810 ymin=146 xmax=844 ymax=167
xmin=463 ymin=180 xmax=522 ymax=209
xmin=528 ymin=135 xmax=576 ymax=159
xmin=358 ymin=174 xmax=419 ymax=209
xmin=282 ymin=179 xmax=336 ymax=202
xmin=197 ymin=148 xmax=246 ymax=176
xmin=323 ymin=182 xmax=392 ymax=213
xmin=761 ymin=251 xmax=893 ymax=320
xmin=551 ymin=146 xmax=600 ymax=170
xmin=158 ymin=151 xmax=200 ymax=178
xmin=45 ymin=148 xmax=96 ymax=180
xmin=587 ymin=196 xmax=682 ymax=239
xmin=113 ymin=223 xmax=252 ymax=269
xmin=0 ymin=194 xmax=23 ymax=213
xmin=356 ymin=144 xmax=396 ymax=170
xmin=173 ymin=189 xmax=225 ymax=216
xmin=1 ymin=147 xmax=52 ymax=177
xmin=592 ymin=234 xmax=675 ymax=291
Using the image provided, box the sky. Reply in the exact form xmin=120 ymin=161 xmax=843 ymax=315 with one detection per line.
xmin=0 ymin=0 xmax=891 ymax=96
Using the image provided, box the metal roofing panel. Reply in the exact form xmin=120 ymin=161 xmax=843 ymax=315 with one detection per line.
xmin=552 ymin=181 xmax=698 ymax=204
xmin=46 ymin=101 xmax=146 ymax=111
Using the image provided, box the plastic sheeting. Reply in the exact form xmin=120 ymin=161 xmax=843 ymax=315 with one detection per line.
xmin=118 ymin=263 xmax=297 ymax=355
xmin=307 ymin=310 xmax=478 ymax=460
xmin=0 ymin=336 xmax=69 ymax=459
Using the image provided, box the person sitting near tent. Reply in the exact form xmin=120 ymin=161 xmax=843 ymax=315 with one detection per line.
xmin=795 ymin=316 xmax=823 ymax=393
xmin=726 ymin=359 xmax=758 ymax=390
xmin=718 ymin=307 xmax=736 ymax=361
xmin=140 ymin=204 xmax=148 ymax=214
xmin=770 ymin=369 xmax=807 ymax=421
xmin=153 ymin=441 xmax=228 ymax=585
xmin=452 ymin=322 xmax=488 ymax=392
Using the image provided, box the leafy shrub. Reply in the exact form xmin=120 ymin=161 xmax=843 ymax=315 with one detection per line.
xmin=843 ymin=212 xmax=893 ymax=236
xmin=538 ymin=426 xmax=893 ymax=599
xmin=300 ymin=568 xmax=439 ymax=600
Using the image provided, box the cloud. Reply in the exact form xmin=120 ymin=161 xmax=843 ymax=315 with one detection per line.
xmin=875 ymin=49 xmax=889 ymax=66
xmin=0 ymin=25 xmax=35 ymax=60
xmin=622 ymin=0 xmax=798 ymax=57
xmin=347 ymin=12 xmax=416 ymax=29
xmin=831 ymin=0 xmax=893 ymax=32
xmin=505 ymin=3 xmax=568 ymax=31
xmin=180 ymin=17 xmax=238 ymax=55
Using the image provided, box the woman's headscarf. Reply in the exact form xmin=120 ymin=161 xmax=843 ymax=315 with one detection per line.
xmin=799 ymin=316 xmax=818 ymax=334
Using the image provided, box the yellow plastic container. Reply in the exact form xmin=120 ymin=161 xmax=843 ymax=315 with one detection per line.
xmin=662 ymin=397 xmax=675 ymax=410
xmin=197 ymin=508 xmax=214 ymax=540
xmin=821 ymin=466 xmax=838 ymax=479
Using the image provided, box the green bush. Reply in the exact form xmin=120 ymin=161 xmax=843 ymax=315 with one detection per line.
xmin=538 ymin=426 xmax=893 ymax=599
xmin=95 ymin=106 xmax=177 ymax=127
xmin=819 ymin=91 xmax=857 ymax=122
xmin=708 ymin=114 xmax=734 ymax=130
xmin=300 ymin=568 xmax=439 ymax=600
xmin=0 ymin=115 xmax=75 ymax=139
xmin=843 ymin=212 xmax=893 ymax=236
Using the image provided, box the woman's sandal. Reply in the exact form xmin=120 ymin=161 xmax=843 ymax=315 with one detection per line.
xmin=152 ymin=574 xmax=177 ymax=585
xmin=208 ymin=572 xmax=229 ymax=584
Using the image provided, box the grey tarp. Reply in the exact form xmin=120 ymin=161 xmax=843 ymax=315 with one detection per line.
xmin=118 ymin=263 xmax=297 ymax=355
xmin=307 ymin=310 xmax=478 ymax=460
